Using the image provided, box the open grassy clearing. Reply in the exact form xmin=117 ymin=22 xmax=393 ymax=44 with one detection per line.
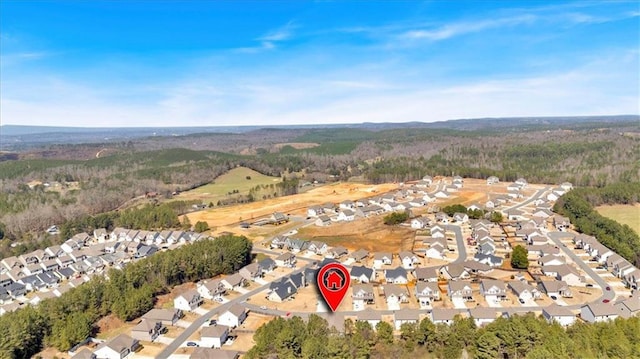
xmin=595 ymin=204 xmax=640 ymax=234
xmin=174 ymin=166 xmax=281 ymax=203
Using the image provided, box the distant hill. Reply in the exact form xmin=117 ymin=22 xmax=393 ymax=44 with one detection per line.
xmin=1 ymin=115 xmax=637 ymax=151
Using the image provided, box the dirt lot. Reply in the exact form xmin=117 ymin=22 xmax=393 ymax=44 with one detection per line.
xmin=96 ymin=314 xmax=134 ymax=340
xmin=156 ymin=282 xmax=197 ymax=309
xmin=297 ymin=216 xmax=415 ymax=252
xmin=134 ymin=342 xmax=165 ymax=358
xmin=184 ymin=182 xmax=398 ymax=231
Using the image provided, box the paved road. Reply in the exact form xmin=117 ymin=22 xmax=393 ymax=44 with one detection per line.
xmin=504 ymin=187 xmax=550 ymax=211
xmin=445 ymin=225 xmax=467 ymax=264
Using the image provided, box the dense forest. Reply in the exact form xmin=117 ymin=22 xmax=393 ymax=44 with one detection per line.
xmin=553 ymin=182 xmax=640 ymax=266
xmin=247 ymin=313 xmax=640 ymax=359
xmin=0 ymin=120 xmax=638 ymax=256
xmin=0 ymin=235 xmax=252 ymax=358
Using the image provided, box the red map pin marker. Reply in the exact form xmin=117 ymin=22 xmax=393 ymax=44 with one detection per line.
xmin=317 ymin=262 xmax=350 ymax=312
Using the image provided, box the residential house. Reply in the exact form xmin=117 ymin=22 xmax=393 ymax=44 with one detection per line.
xmin=469 ymin=307 xmax=498 ymax=327
xmin=556 ymin=265 xmax=584 ymax=286
xmin=384 ymin=267 xmax=408 ymax=284
xmin=239 ymin=263 xmax=262 ymax=281
xmin=458 ymin=261 xmax=489 ymax=276
xmin=258 ymin=258 xmax=276 ymax=274
xmin=307 ymin=241 xmax=328 ymax=255
xmin=142 ymin=308 xmax=182 ymax=326
xmin=200 ymin=325 xmax=230 ymax=349
xmin=542 ymin=304 xmax=576 ymax=326
xmin=477 ymin=241 xmax=496 ymax=255
xmin=382 ymin=285 xmax=409 ymax=306
xmin=197 ymin=280 xmax=226 ymax=300
xmin=71 ymin=349 xmax=96 ymax=359
xmin=93 ymin=334 xmax=140 ymax=359
xmin=453 ymin=213 xmax=469 ymax=223
xmin=174 ymin=290 xmax=203 ymax=312
xmin=349 ymin=249 xmax=370 ymax=263
xmin=434 ymin=190 xmax=449 ymax=199
xmin=307 ymin=205 xmax=323 ymax=217
xmin=350 ymin=266 xmax=376 ymax=283
xmin=356 ymin=309 xmax=381 ymax=328
xmin=508 ymin=281 xmax=540 ymax=302
xmin=580 ymin=303 xmax=619 ymax=323
xmin=415 ymin=282 xmax=440 ymax=308
xmin=130 ymin=319 xmax=163 ymax=342
xmin=339 ymin=200 xmax=355 ymax=210
xmin=267 ymin=279 xmax=298 ymax=302
xmin=539 ymin=280 xmax=572 ymax=298
xmin=448 ymin=281 xmax=473 ymax=301
xmin=615 ymin=296 xmax=640 ymax=318
xmin=474 ymin=253 xmax=503 ymax=267
xmin=337 ymin=210 xmax=355 ymax=222
xmin=398 ymin=251 xmax=420 ymax=270
xmin=326 ymin=246 xmax=348 ymax=259
xmin=274 ymin=252 xmax=296 ymax=268
xmin=425 ymin=242 xmax=446 ymax=260
xmin=285 ymin=239 xmax=309 ymax=253
xmin=352 ymin=283 xmax=375 ymax=310
xmin=439 ymin=264 xmax=470 ymax=281
xmin=486 ymin=176 xmax=499 ymax=185
xmin=553 ymin=216 xmax=571 ymax=231
xmin=93 ymin=228 xmax=108 ymax=242
xmin=270 ymin=236 xmax=287 ymax=249
xmin=415 ymin=267 xmax=439 ymax=282
xmin=411 ymin=217 xmax=430 ymax=229
xmin=480 ymin=280 xmax=507 ymax=302
xmin=218 ymin=304 xmax=247 ymax=328
xmin=430 ymin=308 xmax=458 ymax=325
xmin=190 ymin=348 xmax=239 ymax=359
xmin=394 ymin=309 xmax=421 ymax=330
xmin=538 ymin=255 xmax=565 ymax=267
xmin=221 ymin=273 xmax=247 ymax=291
xmin=315 ymin=215 xmax=332 ymax=227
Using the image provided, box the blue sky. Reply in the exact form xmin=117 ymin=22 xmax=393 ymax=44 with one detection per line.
xmin=1 ymin=1 xmax=638 ymax=127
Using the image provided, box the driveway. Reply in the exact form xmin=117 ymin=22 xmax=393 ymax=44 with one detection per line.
xmin=387 ymin=302 xmax=401 ymax=310
xmin=155 ymin=335 xmax=174 ymax=345
xmin=236 ymin=287 xmax=250 ymax=294
xmin=255 ymin=278 xmax=268 ymax=285
xmin=194 ymin=307 xmax=208 ymax=315
xmin=175 ymin=320 xmax=192 ymax=328
xmin=487 ymin=299 xmax=502 ymax=308
xmin=452 ymin=298 xmax=467 ymax=309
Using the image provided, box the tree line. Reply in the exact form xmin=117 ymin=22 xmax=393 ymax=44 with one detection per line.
xmin=553 ymin=182 xmax=640 ymax=266
xmin=0 ymin=235 xmax=252 ymax=358
xmin=247 ymin=313 xmax=640 ymax=359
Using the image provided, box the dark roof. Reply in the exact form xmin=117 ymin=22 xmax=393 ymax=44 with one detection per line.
xmin=350 ymin=266 xmax=374 ymax=279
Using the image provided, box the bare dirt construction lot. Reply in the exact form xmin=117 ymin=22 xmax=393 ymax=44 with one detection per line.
xmin=297 ymin=216 xmax=416 ymax=252
xmin=96 ymin=314 xmax=134 ymax=340
xmin=185 ymin=182 xmax=398 ymax=231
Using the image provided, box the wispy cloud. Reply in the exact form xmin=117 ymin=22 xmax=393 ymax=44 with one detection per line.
xmin=403 ymin=14 xmax=536 ymax=41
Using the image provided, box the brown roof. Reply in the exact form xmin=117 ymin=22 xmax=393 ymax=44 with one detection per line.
xmin=201 ymin=324 xmax=230 ymax=338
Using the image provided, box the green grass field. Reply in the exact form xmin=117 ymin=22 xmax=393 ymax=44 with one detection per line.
xmin=176 ymin=167 xmax=281 ymax=203
xmin=596 ymin=204 xmax=640 ymax=234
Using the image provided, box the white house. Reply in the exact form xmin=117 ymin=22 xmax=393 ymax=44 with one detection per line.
xmin=398 ymin=251 xmax=420 ymax=270
xmin=542 ymin=304 xmax=576 ymax=326
xmin=200 ymin=325 xmax=229 ymax=348
xmin=580 ymin=303 xmax=618 ymax=323
xmin=373 ymin=252 xmax=393 ymax=269
xmin=508 ymin=281 xmax=540 ymax=302
xmin=469 ymin=307 xmax=498 ymax=327
xmin=415 ymin=282 xmax=440 ymax=308
xmin=430 ymin=308 xmax=458 ymax=325
xmin=218 ymin=304 xmax=247 ymax=328
xmin=197 ymin=279 xmax=226 ymax=300
xmin=425 ymin=243 xmax=446 ymax=260
xmin=174 ymin=290 xmax=203 ymax=312
xmin=337 ymin=210 xmax=355 ymax=222
xmin=93 ymin=334 xmax=139 ymax=359
xmin=384 ymin=267 xmax=408 ymax=284
xmin=394 ymin=309 xmax=421 ymax=330
xmin=480 ymin=279 xmax=507 ymax=302
xmin=411 ymin=217 xmax=430 ymax=229
xmin=382 ymin=285 xmax=409 ymax=306
xmin=350 ymin=266 xmax=376 ymax=283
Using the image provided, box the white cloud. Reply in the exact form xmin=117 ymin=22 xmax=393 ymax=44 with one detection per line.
xmin=402 ymin=15 xmax=537 ymax=41
xmin=1 ymin=48 xmax=637 ymax=127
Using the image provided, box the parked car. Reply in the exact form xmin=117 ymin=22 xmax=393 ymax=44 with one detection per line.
xmin=586 ymin=284 xmax=594 ymax=288
xmin=209 ymin=319 xmax=217 ymax=326
xmin=260 ymin=305 xmax=267 ymax=310
xmin=603 ymin=299 xmax=610 ymax=303
xmin=550 ymin=295 xmax=557 ymax=300
xmin=606 ymin=286 xmax=611 ymax=291
xmin=519 ymin=298 xmax=525 ymax=304
xmin=186 ymin=342 xmax=199 ymax=347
